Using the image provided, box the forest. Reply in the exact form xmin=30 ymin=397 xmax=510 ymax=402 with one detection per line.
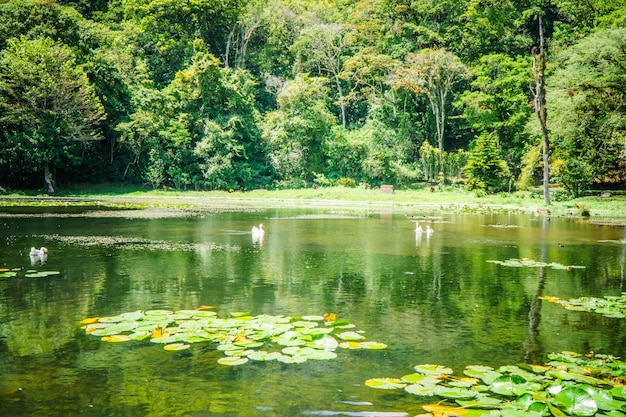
xmin=0 ymin=0 xmax=624 ymax=198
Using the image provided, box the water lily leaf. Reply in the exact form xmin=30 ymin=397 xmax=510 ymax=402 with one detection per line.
xmin=365 ymin=378 xmax=407 ymax=390
xmin=144 ymin=310 xmax=172 ymax=316
xmin=273 ymin=334 xmax=307 ymax=347
xmin=489 ymin=374 xmax=529 ymax=396
xmin=292 ymin=321 xmax=318 ymax=328
xmin=422 ymin=403 xmax=470 ymax=416
xmin=129 ymin=331 xmax=151 ymax=340
xmin=405 ymin=384 xmax=437 ymax=396
xmin=359 ymin=341 xmax=387 ymax=349
xmin=463 ymin=367 xmax=502 ymax=385
xmin=277 ymin=354 xmax=307 ymax=364
xmin=307 ymin=335 xmax=338 ymax=350
xmin=554 ymin=386 xmax=598 ymax=416
xmin=401 ymin=374 xmax=441 ymax=386
xmin=305 ymin=350 xmax=337 ymax=360
xmin=456 ymin=395 xmax=502 ymax=409
xmin=301 ymin=315 xmax=325 ymax=321
xmin=247 ymin=350 xmax=271 ymax=361
xmin=234 ymin=340 xmax=264 ymax=349
xmin=102 ymin=334 xmax=131 ymax=342
xmin=192 ymin=310 xmax=218 ymax=319
xmin=229 ymin=311 xmax=250 ymax=318
xmin=579 ymin=384 xmax=626 ymax=411
xmin=434 ymin=385 xmax=478 ymax=400
xmin=611 ymin=387 xmax=626 ymax=401
xmin=217 ymin=356 xmax=248 ymax=366
xmin=0 ymin=271 xmax=18 ymax=279
xmin=164 ymin=343 xmax=190 ymax=351
xmin=336 ymin=331 xmax=365 ymax=341
xmin=80 ymin=317 xmax=99 ymax=325
xmin=150 ymin=335 xmax=180 ymax=344
xmin=546 ymin=369 xmax=605 ymax=385
xmin=263 ymin=352 xmax=283 ymax=361
xmin=282 ymin=346 xmax=317 ymax=356
xmin=414 ymin=364 xmax=454 ymax=376
xmin=25 ymin=270 xmax=61 ymax=278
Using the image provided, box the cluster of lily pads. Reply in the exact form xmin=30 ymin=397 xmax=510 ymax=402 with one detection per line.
xmin=366 ymin=351 xmax=626 ymax=417
xmin=488 ymin=258 xmax=586 ymax=271
xmin=81 ymin=309 xmax=386 ymax=365
xmin=540 ymin=294 xmax=626 ymax=319
xmin=0 ymin=267 xmax=60 ymax=280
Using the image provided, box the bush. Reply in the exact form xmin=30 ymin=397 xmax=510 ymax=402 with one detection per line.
xmin=560 ymin=158 xmax=594 ymax=198
xmin=337 ymin=177 xmax=356 ymax=187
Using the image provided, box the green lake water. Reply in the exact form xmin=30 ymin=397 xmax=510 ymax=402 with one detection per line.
xmin=0 ymin=206 xmax=625 ymax=416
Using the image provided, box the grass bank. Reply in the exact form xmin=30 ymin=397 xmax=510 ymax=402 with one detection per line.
xmin=1 ymin=184 xmax=624 ymax=221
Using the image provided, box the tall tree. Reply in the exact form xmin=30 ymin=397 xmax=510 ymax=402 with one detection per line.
xmin=0 ymin=36 xmax=105 ymax=192
xmin=393 ymin=48 xmax=469 ymax=153
xmin=532 ymin=16 xmax=550 ymax=205
xmin=291 ymin=23 xmax=353 ymax=128
xmin=458 ymin=53 xmax=533 ymax=169
xmin=548 ymin=27 xmax=626 ymax=188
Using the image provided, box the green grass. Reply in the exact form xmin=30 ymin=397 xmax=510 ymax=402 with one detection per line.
xmin=2 ymin=184 xmax=624 ymax=219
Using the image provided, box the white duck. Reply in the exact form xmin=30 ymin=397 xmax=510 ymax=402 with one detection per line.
xmin=251 ymin=223 xmax=265 ymax=238
xmin=29 ymin=247 xmax=48 ymax=257
xmin=415 ymin=222 xmax=424 ymax=233
xmin=425 ymin=225 xmax=434 ymax=235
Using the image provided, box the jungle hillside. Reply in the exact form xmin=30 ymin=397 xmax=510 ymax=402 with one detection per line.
xmin=0 ymin=0 xmax=625 ymax=199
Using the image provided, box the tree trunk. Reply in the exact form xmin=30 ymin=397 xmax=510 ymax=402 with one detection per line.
xmin=533 ymin=16 xmax=550 ymax=205
xmin=44 ymin=164 xmax=55 ymax=194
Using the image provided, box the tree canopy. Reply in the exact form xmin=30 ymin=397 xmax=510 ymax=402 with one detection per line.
xmin=0 ymin=0 xmax=624 ymax=195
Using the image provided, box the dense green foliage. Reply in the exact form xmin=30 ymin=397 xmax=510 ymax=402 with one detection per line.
xmin=0 ymin=0 xmax=624 ymax=194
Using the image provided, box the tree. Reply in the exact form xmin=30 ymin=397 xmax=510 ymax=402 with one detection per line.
xmin=548 ymin=27 xmax=626 ymax=187
xmin=393 ymin=48 xmax=469 ymax=153
xmin=291 ymin=23 xmax=353 ymax=127
xmin=261 ymin=74 xmax=336 ymax=184
xmin=0 ymin=36 xmax=105 ymax=192
xmin=458 ymin=54 xmax=533 ymax=170
xmin=532 ymin=16 xmax=550 ymax=205
xmin=464 ymin=132 xmax=511 ymax=194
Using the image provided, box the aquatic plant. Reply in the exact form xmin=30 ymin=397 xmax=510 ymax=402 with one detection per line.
xmin=81 ymin=309 xmax=386 ymax=366
xmin=0 ymin=267 xmax=60 ymax=280
xmin=366 ymin=351 xmax=626 ymax=417
xmin=540 ymin=294 xmax=626 ymax=319
xmin=488 ymin=258 xmax=586 ymax=270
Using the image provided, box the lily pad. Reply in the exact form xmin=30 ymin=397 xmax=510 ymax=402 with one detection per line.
xmin=164 ymin=343 xmax=190 ymax=351
xmin=336 ymin=331 xmax=365 ymax=341
xmin=0 ymin=271 xmax=18 ymax=279
xmin=414 ymin=364 xmax=454 ymax=376
xmin=434 ymin=385 xmax=478 ymax=400
xmin=102 ymin=334 xmax=131 ymax=342
xmin=25 ymin=270 xmax=61 ymax=278
xmin=554 ymin=386 xmax=598 ymax=416
xmin=217 ymin=356 xmax=249 ymax=366
xmin=82 ymin=308 xmax=385 ymax=367
xmin=405 ymin=384 xmax=437 ymax=396
xmin=488 ymin=258 xmax=585 ymax=270
xmin=365 ymin=378 xmax=407 ymax=390
xmin=489 ymin=374 xmax=530 ymax=396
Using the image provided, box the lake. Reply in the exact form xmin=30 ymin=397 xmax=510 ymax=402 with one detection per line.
xmin=1 ymin=204 xmax=625 ymax=416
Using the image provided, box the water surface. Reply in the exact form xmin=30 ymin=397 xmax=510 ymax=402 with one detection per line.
xmin=1 ymin=206 xmax=625 ymax=416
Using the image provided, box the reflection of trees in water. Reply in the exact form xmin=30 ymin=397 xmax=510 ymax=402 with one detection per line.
xmin=524 ymin=216 xmax=548 ymax=363
xmin=619 ymin=228 xmax=626 ymax=291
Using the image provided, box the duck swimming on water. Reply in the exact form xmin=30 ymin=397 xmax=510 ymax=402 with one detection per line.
xmin=29 ymin=247 xmax=48 ymax=257
xmin=251 ymin=224 xmax=265 ymax=238
xmin=29 ymin=247 xmax=48 ymax=265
